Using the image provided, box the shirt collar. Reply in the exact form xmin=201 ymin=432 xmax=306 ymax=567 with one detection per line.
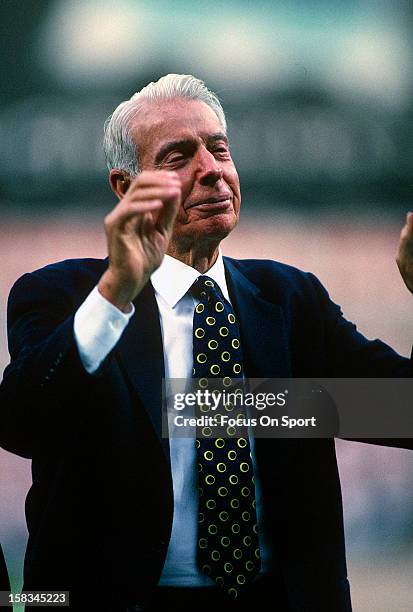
xmin=151 ymin=250 xmax=230 ymax=308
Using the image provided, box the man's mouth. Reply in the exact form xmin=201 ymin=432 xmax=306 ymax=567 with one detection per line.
xmin=186 ymin=195 xmax=232 ymax=209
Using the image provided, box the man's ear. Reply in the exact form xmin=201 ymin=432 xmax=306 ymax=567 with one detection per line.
xmin=109 ymin=169 xmax=131 ymax=199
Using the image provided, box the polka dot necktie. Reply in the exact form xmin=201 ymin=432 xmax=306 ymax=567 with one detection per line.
xmin=190 ymin=275 xmax=261 ymax=600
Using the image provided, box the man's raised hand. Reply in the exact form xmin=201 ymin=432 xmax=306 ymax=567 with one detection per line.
xmin=98 ymin=171 xmax=181 ymax=312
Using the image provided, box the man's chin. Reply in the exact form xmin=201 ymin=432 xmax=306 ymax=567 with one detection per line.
xmin=193 ymin=211 xmax=238 ymax=238
xmin=174 ymin=212 xmax=239 ymax=245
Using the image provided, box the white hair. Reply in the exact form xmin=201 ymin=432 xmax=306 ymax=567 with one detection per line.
xmin=103 ymin=74 xmax=227 ymax=176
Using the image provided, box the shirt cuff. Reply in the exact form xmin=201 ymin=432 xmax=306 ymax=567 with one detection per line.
xmin=74 ymin=286 xmax=135 ymax=374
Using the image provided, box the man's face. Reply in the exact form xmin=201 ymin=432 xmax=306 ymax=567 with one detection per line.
xmin=131 ymin=98 xmax=241 ymax=249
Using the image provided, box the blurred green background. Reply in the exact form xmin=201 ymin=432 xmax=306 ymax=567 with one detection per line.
xmin=1 ymin=0 xmax=413 ymax=212
xmin=1 ymin=1 xmax=413 ymax=610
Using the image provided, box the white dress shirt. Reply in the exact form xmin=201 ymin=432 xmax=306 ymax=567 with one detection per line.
xmin=74 ymin=252 xmax=271 ymax=587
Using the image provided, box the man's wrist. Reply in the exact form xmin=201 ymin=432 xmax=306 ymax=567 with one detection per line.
xmin=98 ymin=270 xmax=136 ymax=313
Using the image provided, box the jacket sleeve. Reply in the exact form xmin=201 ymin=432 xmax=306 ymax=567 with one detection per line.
xmin=306 ymin=271 xmax=413 ymax=377
xmin=0 ymin=270 xmax=102 ymax=458
xmin=306 ymin=271 xmax=413 ymax=449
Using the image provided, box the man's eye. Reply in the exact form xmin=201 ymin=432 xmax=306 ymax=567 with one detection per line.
xmin=166 ymin=155 xmax=185 ymax=164
xmin=214 ymin=146 xmax=230 ymax=155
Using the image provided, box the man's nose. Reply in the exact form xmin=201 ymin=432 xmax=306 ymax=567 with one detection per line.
xmin=196 ymin=147 xmax=223 ymax=185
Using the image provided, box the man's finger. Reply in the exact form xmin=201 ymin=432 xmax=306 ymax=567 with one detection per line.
xmin=403 ymin=211 xmax=413 ymax=239
xmin=396 ymin=211 xmax=413 ymax=294
xmin=127 ymin=170 xmax=181 ymax=191
xmin=124 ymin=185 xmax=182 ymax=206
xmin=398 ymin=211 xmax=413 ymax=248
xmin=106 ymin=200 xmax=163 ymax=230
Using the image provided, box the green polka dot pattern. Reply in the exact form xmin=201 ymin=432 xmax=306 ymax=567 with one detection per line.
xmin=191 ymin=275 xmax=261 ymax=598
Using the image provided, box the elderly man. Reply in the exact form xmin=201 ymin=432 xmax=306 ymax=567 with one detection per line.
xmin=1 ymin=74 xmax=412 ymax=612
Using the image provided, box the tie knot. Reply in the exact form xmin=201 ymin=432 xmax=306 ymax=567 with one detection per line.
xmin=190 ymin=275 xmax=221 ymax=301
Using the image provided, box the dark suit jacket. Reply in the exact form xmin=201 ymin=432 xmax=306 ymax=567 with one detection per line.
xmin=0 ymin=256 xmax=411 ymax=612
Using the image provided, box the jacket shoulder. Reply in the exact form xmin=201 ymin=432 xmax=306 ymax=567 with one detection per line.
xmin=223 ymin=256 xmax=323 ymax=298
xmin=9 ymin=258 xmax=108 ymax=310
xmin=30 ymin=257 xmax=107 ymax=281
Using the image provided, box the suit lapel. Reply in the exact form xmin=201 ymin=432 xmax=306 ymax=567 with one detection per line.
xmin=116 ymin=281 xmax=170 ymax=463
xmin=224 ymin=258 xmax=291 ymax=378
